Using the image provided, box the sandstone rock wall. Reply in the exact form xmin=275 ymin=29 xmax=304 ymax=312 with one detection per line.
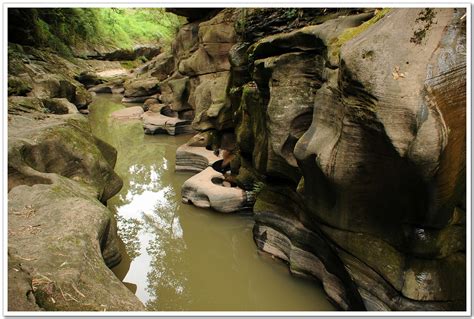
xmin=169 ymin=8 xmax=466 ymax=311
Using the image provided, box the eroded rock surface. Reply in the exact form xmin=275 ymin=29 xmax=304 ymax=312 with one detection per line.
xmin=186 ymin=7 xmax=466 ymax=311
xmin=181 ymin=167 xmax=248 ymax=213
xmin=175 ymin=133 xmax=222 ymax=172
xmin=7 ymin=99 xmax=144 ymax=311
xmin=142 ymin=111 xmax=193 ymax=135
xmin=292 ymin=8 xmax=466 ymax=309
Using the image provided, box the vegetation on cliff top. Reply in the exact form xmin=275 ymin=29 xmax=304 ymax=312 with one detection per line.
xmin=8 ymin=8 xmax=184 ymax=56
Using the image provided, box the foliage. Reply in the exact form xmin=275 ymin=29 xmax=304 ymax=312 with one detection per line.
xmin=8 ymin=8 xmax=184 ymax=55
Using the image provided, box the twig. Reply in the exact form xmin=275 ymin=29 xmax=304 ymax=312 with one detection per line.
xmin=71 ymin=284 xmax=85 ymax=298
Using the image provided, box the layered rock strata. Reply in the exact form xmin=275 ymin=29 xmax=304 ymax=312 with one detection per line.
xmin=169 ymin=8 xmax=466 ymax=311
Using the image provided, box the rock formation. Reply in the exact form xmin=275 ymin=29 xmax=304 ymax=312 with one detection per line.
xmin=7 ymin=41 xmax=145 ymax=310
xmin=169 ymin=7 xmax=466 ymax=311
xmin=7 ymin=6 xmax=466 ymax=312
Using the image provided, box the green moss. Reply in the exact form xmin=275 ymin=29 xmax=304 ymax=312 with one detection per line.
xmin=329 ymin=8 xmax=390 ymax=59
xmin=8 ymin=77 xmax=32 ymax=96
xmin=120 ymin=58 xmax=146 ymax=70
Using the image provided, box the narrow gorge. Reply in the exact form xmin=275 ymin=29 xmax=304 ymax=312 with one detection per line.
xmin=7 ymin=7 xmax=466 ymax=312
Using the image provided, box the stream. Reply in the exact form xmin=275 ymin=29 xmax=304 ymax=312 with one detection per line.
xmin=88 ymin=93 xmax=334 ymax=311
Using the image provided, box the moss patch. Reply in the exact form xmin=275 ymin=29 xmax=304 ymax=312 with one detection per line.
xmin=328 ymin=8 xmax=390 ymax=59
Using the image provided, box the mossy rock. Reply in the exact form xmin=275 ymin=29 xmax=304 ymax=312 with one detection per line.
xmin=8 ymin=75 xmax=32 ymax=96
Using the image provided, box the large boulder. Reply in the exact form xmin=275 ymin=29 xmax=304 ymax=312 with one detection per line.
xmin=181 ymin=166 xmax=248 ymax=213
xmin=123 ymin=78 xmax=160 ymax=99
xmin=8 ymin=97 xmax=122 ymax=202
xmin=28 ymin=73 xmax=92 ymax=109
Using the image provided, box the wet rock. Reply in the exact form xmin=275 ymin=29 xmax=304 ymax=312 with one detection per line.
xmin=181 ymin=167 xmax=247 ymax=213
xmin=110 ymin=106 xmax=144 ymax=120
xmin=253 ymin=186 xmax=366 ymax=310
xmin=142 ymin=111 xmax=193 ymax=135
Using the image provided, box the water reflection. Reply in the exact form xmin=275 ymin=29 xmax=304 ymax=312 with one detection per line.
xmin=89 ymin=95 xmax=191 ymax=308
xmin=88 ymin=94 xmax=335 ymax=311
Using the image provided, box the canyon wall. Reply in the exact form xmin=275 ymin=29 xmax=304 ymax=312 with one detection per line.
xmin=162 ymin=8 xmax=466 ymax=311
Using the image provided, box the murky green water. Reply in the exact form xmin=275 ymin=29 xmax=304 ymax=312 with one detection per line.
xmin=88 ymin=94 xmax=334 ymax=311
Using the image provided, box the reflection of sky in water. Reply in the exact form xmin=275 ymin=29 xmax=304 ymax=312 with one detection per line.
xmin=116 ymin=163 xmax=187 ymax=306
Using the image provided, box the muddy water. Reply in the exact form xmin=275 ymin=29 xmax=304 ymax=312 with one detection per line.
xmin=88 ymin=94 xmax=334 ymax=311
